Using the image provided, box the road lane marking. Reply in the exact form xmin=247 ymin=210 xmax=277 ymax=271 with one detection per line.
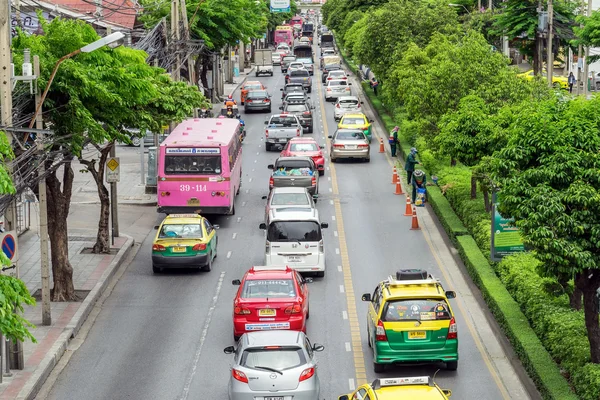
xmin=335 ymin=248 xmax=340 ymax=255
xmin=359 ymin=68 xmax=512 ymax=398
xmin=242 ymin=201 xmax=246 ymax=207
xmin=349 ymin=378 xmax=355 ymax=391
xmin=338 ymin=265 xmax=343 ymax=272
xmin=342 ymin=310 xmax=348 ymax=320
xmin=179 ymin=271 xmax=225 ymax=400
xmin=245 ymin=189 xmax=249 ymax=194
xmin=332 ymin=215 xmax=336 ymax=221
xmin=340 ymin=285 xmax=345 ymax=293
xmin=334 ymin=230 xmax=338 ymax=237
xmin=226 ymin=251 xmax=232 ymax=259
xmin=249 ymin=178 xmax=252 ymax=183
xmin=232 ymin=233 xmax=237 ymax=239
xmin=345 ymin=342 xmax=351 ymax=352
xmin=237 ymin=217 xmax=242 ymax=223
xmin=330 ymin=200 xmax=334 ymax=205
xmin=329 ymin=187 xmax=333 ymax=192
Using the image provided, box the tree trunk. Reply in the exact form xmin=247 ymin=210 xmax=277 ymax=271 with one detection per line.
xmin=79 ymin=143 xmax=113 ymax=254
xmin=46 ymin=160 xmax=76 ymax=302
xmin=450 ymin=158 xmax=456 ymax=167
xmin=570 ymin=285 xmax=583 ymax=310
xmin=483 ymin=187 xmax=491 ymax=213
xmin=576 ymin=270 xmax=600 ymax=363
xmin=470 ymin=173 xmax=477 ymax=200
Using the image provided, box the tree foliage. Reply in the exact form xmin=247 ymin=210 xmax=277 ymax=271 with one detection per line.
xmin=574 ymin=10 xmax=600 ymax=62
xmin=490 ymin=96 xmax=600 ymax=363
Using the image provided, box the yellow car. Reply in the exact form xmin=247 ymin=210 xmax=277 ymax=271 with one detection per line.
xmin=338 ymin=376 xmax=452 ymax=400
xmin=151 ymin=214 xmax=219 ymax=273
xmin=338 ymin=113 xmax=374 ymax=141
xmin=517 ymin=69 xmax=569 ymax=89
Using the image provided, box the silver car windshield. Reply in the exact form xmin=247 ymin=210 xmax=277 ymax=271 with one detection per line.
xmin=241 ymin=347 xmax=306 ymax=371
xmin=286 ymin=104 xmax=307 ymax=112
xmin=269 ymin=116 xmax=298 ymax=126
xmin=271 ymin=193 xmax=310 ymax=206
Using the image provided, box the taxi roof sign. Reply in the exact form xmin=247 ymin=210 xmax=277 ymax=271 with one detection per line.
xmin=373 ymin=376 xmax=432 ymax=389
xmin=167 ymin=213 xmax=201 ymax=218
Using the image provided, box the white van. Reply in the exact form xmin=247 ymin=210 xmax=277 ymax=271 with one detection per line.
xmin=259 ymin=208 xmax=328 ymax=277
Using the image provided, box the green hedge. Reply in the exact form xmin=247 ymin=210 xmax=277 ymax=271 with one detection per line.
xmin=343 ymin=48 xmax=579 ymax=399
xmin=497 ymin=253 xmax=600 ymax=399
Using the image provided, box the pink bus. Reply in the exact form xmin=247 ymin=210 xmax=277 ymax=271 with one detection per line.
xmin=274 ymin=25 xmax=294 ymax=47
xmin=157 ymin=118 xmax=242 ymax=215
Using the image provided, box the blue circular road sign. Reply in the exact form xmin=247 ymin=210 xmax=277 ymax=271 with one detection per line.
xmin=2 ymin=234 xmax=16 ymax=260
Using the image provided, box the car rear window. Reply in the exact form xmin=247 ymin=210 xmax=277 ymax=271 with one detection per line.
xmin=329 ymin=80 xmax=347 ymax=86
xmin=290 ymin=143 xmax=318 ymax=152
xmin=336 ymin=131 xmax=366 ymax=140
xmin=297 ymin=58 xmax=312 ymax=64
xmin=271 ymin=193 xmax=310 ymax=206
xmin=290 ymin=70 xmax=309 ymax=77
xmin=341 ymin=117 xmax=365 ymax=125
xmin=283 ymin=56 xmax=296 ymax=61
xmin=241 ymin=279 xmax=297 ymax=298
xmin=159 ymin=224 xmax=203 ymax=239
xmin=245 ymin=83 xmax=262 ymax=90
xmin=329 ymin=71 xmax=346 ymax=77
xmin=241 ymin=347 xmax=306 ymax=371
xmin=382 ymin=299 xmax=452 ymax=322
xmin=247 ymin=91 xmax=268 ymax=99
xmin=286 ymin=104 xmax=307 ymax=112
xmin=267 ymin=221 xmax=322 ymax=242
xmin=269 ymin=116 xmax=298 ymax=126
xmin=339 ymin=99 xmax=358 ymax=106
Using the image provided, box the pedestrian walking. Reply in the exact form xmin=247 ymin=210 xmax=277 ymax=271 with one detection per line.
xmin=568 ymin=72 xmax=576 ymax=93
xmin=411 ymin=169 xmax=427 ymax=205
xmin=405 ymin=147 xmax=420 ymax=184
xmin=389 ymin=126 xmax=399 ymax=157
xmin=370 ymin=78 xmax=379 ymax=96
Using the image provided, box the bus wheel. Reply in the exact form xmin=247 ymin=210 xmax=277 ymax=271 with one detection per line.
xmin=231 ymin=204 xmax=236 ymax=216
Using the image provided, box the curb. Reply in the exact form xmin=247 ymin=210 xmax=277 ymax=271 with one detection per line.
xmin=71 ymin=200 xmax=157 ymax=206
xmin=18 ymin=234 xmax=135 ymax=400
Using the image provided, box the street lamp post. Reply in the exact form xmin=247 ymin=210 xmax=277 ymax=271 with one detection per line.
xmin=26 ymin=31 xmax=124 ymax=327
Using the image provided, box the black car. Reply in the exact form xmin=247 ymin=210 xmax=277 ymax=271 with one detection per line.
xmin=244 ymin=90 xmax=272 ymax=113
xmin=280 ymin=102 xmax=315 ymax=133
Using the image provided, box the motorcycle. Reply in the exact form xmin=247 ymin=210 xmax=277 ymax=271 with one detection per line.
xmin=199 ymin=108 xmax=213 ymax=118
xmin=238 ymin=119 xmax=246 ymax=142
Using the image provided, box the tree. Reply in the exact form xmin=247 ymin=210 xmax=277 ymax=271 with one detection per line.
xmin=573 ymin=10 xmax=600 ymax=63
xmin=0 ymin=132 xmax=36 ymax=343
xmin=12 ymin=17 xmax=206 ymax=301
xmin=490 ymin=95 xmax=600 ymax=363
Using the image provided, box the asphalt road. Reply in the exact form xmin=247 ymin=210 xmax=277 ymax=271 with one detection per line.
xmin=42 ymin=42 xmax=532 ymax=400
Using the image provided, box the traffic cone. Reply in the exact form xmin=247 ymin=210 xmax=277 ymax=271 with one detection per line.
xmin=410 ymin=206 xmax=420 ymax=230
xmin=379 ymin=138 xmax=384 ymax=153
xmin=392 ymin=167 xmax=399 ymax=184
xmin=404 ymin=197 xmax=412 ymax=216
xmin=394 ymin=181 xmax=403 ymax=195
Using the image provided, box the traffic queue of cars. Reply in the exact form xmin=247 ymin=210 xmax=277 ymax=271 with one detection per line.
xmin=151 ymin=13 xmax=457 ymax=399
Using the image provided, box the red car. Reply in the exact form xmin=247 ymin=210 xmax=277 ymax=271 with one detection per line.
xmin=231 ymin=266 xmax=311 ymax=341
xmin=280 ymin=137 xmax=325 ymax=176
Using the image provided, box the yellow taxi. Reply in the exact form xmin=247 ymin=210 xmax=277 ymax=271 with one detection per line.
xmin=338 ymin=113 xmax=374 ymax=141
xmin=338 ymin=376 xmax=452 ymax=400
xmin=151 ymin=214 xmax=219 ymax=273
xmin=517 ymin=69 xmax=569 ymax=89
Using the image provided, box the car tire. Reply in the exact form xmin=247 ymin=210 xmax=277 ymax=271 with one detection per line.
xmin=268 ymin=107 xmax=272 ymax=113
xmin=202 ymin=253 xmax=213 ymax=272
xmin=373 ymin=362 xmax=385 ymax=373
xmin=308 ymin=87 xmax=312 ymax=93
xmin=255 ymin=72 xmax=259 ymax=77
xmin=230 ymin=204 xmax=236 ymax=216
xmin=315 ymin=270 xmax=325 ymax=278
xmin=266 ymin=143 xmax=272 ymax=151
xmin=152 ymin=264 xmax=161 ymax=274
xmin=319 ymin=170 xmax=324 ymax=176
xmin=131 ymin=137 xmax=141 ymax=147
xmin=241 ymin=101 xmax=244 ymax=106
xmin=244 ymin=108 xmax=249 ymax=113
xmin=331 ymin=157 xmax=336 ymax=163
xmin=367 ymin=330 xmax=372 ymax=348
xmin=306 ymin=305 xmax=310 ymax=319
xmin=234 ymin=334 xmax=240 ymax=342
xmin=270 ymin=72 xmax=274 ymax=76
xmin=365 ymin=157 xmax=370 ymax=163
xmin=446 ymin=361 xmax=458 ymax=371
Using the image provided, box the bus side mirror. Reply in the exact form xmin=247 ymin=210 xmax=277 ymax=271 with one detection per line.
xmin=259 ymin=223 xmax=267 ymax=230
xmin=232 ymin=279 xmax=241 ymax=285
xmin=264 ymin=120 xmax=268 ymax=125
xmin=361 ymin=293 xmax=371 ymax=302
xmin=445 ymin=291 xmax=457 ymax=299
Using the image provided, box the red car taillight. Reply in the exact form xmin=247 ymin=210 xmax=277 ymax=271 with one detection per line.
xmin=447 ymin=317 xmax=457 ymax=339
xmin=335 ymin=104 xmax=340 ymax=108
xmin=333 ymin=144 xmax=344 ymax=148
xmin=192 ymin=243 xmax=206 ymax=251
xmin=246 ymin=99 xmax=252 ymax=103
xmin=269 ymin=176 xmax=274 ymax=187
xmin=299 ymin=367 xmax=315 ymax=382
xmin=152 ymin=244 xmax=166 ymax=251
xmin=232 ymin=369 xmax=248 ymax=383
xmin=375 ymin=320 xmax=388 ymax=342
xmin=303 ymin=111 xmax=311 ymax=116
xmin=265 ymin=129 xmax=269 ymax=138
xmin=311 ymin=176 xmax=316 ymax=186
xmin=265 ymin=98 xmax=270 ymax=103
xmin=285 ymin=304 xmax=302 ymax=314
xmin=357 ymin=144 xmax=369 ymax=149
xmin=296 ymin=129 xmax=301 ymax=136
xmin=234 ymin=306 xmax=251 ymax=315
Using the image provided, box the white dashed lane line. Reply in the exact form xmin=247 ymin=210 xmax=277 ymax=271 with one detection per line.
xmin=335 ymin=248 xmax=340 ymax=255
xmin=345 ymin=342 xmax=351 ymax=352
xmin=342 ymin=311 xmax=348 ymax=320
xmin=249 ymin=178 xmax=252 ymax=183
xmin=334 ymin=231 xmax=338 ymax=237
xmin=337 ymin=265 xmax=343 ymax=272
xmin=232 ymin=233 xmax=237 ymax=240
xmin=332 ymin=215 xmax=336 ymax=221
xmin=349 ymin=379 xmax=355 ymax=391
xmin=237 ymin=217 xmax=242 ymax=223
xmin=329 ymin=200 xmax=334 ymax=205
xmin=226 ymin=251 xmax=232 ymax=259
xmin=339 ymin=285 xmax=345 ymax=293
xmin=242 ymin=201 xmax=247 ymax=207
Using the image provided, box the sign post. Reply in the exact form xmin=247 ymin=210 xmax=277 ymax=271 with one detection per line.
xmin=106 ymin=157 xmax=121 ymax=183
xmin=490 ymin=193 xmax=525 ymax=261
xmin=270 ymin=0 xmax=291 ymax=12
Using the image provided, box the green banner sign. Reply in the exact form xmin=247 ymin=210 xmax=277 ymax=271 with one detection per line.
xmin=491 ymin=193 xmax=525 ymax=261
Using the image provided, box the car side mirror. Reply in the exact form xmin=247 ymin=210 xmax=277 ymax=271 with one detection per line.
xmin=369 ymin=119 xmax=374 ymax=123
xmin=443 ymin=390 xmax=452 ymax=397
xmin=224 ymin=346 xmax=235 ymax=354
xmin=361 ymin=293 xmax=372 ymax=302
xmin=312 ymin=343 xmax=325 ymax=352
xmin=328 ymin=135 xmax=333 ymax=139
xmin=338 ymin=396 xmax=350 ymax=400
xmin=320 ymin=222 xmax=328 ymax=228
xmin=154 ymin=225 xmax=160 ymax=230
xmin=259 ymin=223 xmax=267 ymax=230
xmin=267 ymin=164 xmax=274 ymax=170
xmin=304 ymin=277 xmax=314 ymax=283
xmin=360 ymin=101 xmax=364 ymax=104
xmin=319 ymin=145 xmax=324 ymax=149
xmin=264 ymin=120 xmax=268 ymax=125
xmin=261 ymin=195 xmax=267 ymax=200
xmin=213 ymin=224 xmax=220 ymax=230
xmin=279 ymin=107 xmax=283 ymax=110
xmin=232 ymin=279 xmax=241 ymax=285
xmin=280 ymin=88 xmax=284 ymax=91
xmin=445 ymin=291 xmax=457 ymax=299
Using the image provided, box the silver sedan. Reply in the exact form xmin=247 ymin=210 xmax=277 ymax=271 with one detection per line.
xmin=328 ymin=128 xmax=370 ymax=162
xmin=333 ymin=96 xmax=364 ymax=121
xmin=225 ymin=331 xmax=324 ymax=400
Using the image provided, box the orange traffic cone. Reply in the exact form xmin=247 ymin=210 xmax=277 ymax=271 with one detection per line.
xmin=379 ymin=138 xmax=385 ymax=153
xmin=392 ymin=167 xmax=399 ymax=184
xmin=410 ymin=206 xmax=420 ymax=230
xmin=395 ymin=181 xmax=403 ymax=195
xmin=404 ymin=197 xmax=412 ymax=216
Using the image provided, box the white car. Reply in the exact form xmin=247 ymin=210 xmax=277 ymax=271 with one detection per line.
xmin=324 ymin=69 xmax=347 ymax=85
xmin=263 ymin=187 xmax=317 ymax=223
xmin=276 ymin=44 xmax=291 ymax=55
xmin=288 ymin=61 xmax=307 ymax=72
xmin=321 ymin=48 xmax=336 ymax=57
xmin=325 ymin=79 xmax=352 ymax=101
xmin=272 ymin=52 xmax=284 ymax=65
xmin=333 ymin=96 xmax=363 ymax=121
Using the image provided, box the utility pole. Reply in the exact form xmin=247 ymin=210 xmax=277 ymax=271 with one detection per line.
xmin=171 ymin=0 xmax=181 ymax=81
xmin=1 ymin=0 xmax=24 ymax=371
xmin=179 ymin=0 xmax=194 ymax=85
xmin=547 ymin=0 xmax=553 ymax=86
xmin=109 ymin=144 xmax=119 ymax=239
xmin=576 ymin=0 xmax=585 ymax=95
xmin=34 ymin=55 xmax=51 ymax=326
xmin=583 ymin=0 xmax=592 ymax=97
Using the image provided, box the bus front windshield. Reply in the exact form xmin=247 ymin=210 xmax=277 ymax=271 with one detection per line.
xmin=164 ymin=155 xmax=222 ymax=175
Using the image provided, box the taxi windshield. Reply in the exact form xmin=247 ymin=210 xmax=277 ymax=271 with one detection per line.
xmin=271 ymin=193 xmax=310 ymax=205
xmin=341 ymin=117 xmax=365 ymax=125
xmin=383 ymin=299 xmax=452 ymax=322
xmin=241 ymin=279 xmax=297 ymax=298
xmin=159 ymin=224 xmax=204 ymax=239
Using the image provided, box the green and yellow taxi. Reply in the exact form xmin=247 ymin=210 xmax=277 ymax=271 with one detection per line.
xmin=338 ymin=376 xmax=452 ymax=400
xmin=517 ymin=69 xmax=569 ymax=89
xmin=151 ymin=214 xmax=218 ymax=274
xmin=361 ymin=270 xmax=458 ymax=372
xmin=338 ymin=113 xmax=374 ymax=142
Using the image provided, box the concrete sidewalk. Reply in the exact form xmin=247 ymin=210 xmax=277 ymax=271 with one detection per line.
xmin=0 ymin=226 xmax=133 ymax=400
